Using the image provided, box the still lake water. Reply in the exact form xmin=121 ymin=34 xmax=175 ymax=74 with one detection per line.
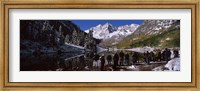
xmin=20 ymin=52 xmax=112 ymax=71
xmin=20 ymin=51 xmax=167 ymax=71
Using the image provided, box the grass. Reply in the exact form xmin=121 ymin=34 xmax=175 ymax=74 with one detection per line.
xmin=116 ymin=26 xmax=180 ymax=48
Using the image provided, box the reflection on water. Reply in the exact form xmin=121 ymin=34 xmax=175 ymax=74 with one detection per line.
xmin=20 ymin=52 xmax=99 ymax=71
xmin=20 ymin=51 xmax=168 ymax=71
xmin=20 ymin=51 xmax=125 ymax=71
xmin=21 ymin=53 xmax=83 ymax=71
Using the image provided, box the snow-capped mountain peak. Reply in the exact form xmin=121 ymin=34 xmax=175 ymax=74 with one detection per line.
xmin=84 ymin=23 xmax=140 ymax=40
xmin=103 ymin=22 xmax=112 ymax=27
xmin=96 ymin=24 xmax=102 ymax=27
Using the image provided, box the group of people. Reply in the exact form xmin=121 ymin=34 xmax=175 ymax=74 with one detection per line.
xmin=91 ymin=51 xmax=140 ymax=71
xmin=149 ymin=48 xmax=179 ymax=63
xmin=91 ymin=48 xmax=179 ymax=71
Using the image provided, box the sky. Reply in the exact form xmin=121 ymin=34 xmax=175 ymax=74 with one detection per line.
xmin=71 ymin=20 xmax=144 ymax=30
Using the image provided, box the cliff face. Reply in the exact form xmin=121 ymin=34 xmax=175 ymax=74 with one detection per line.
xmin=20 ymin=20 xmax=97 ymax=53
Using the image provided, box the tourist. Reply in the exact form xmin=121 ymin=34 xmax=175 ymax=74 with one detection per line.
xmin=92 ymin=60 xmax=98 ymax=71
xmin=113 ymin=53 xmax=119 ymax=70
xmin=145 ymin=51 xmax=150 ymax=65
xmin=173 ymin=49 xmax=179 ymax=58
xmin=167 ymin=49 xmax=171 ymax=61
xmin=156 ymin=50 xmax=161 ymax=61
xmin=119 ymin=51 xmax=125 ymax=65
xmin=100 ymin=54 xmax=105 ymax=71
xmin=163 ymin=48 xmax=169 ymax=62
xmin=132 ymin=52 xmax=137 ymax=64
xmin=150 ymin=51 xmax=155 ymax=62
xmin=135 ymin=52 xmax=139 ymax=63
xmin=124 ymin=53 xmax=130 ymax=65
xmin=94 ymin=53 xmax=100 ymax=61
xmin=106 ymin=55 xmax=112 ymax=66
xmin=143 ymin=52 xmax=146 ymax=63
xmin=93 ymin=53 xmax=100 ymax=71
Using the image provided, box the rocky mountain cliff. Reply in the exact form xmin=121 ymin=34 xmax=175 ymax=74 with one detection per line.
xmin=20 ymin=20 xmax=97 ymax=54
xmin=116 ymin=20 xmax=180 ymax=48
xmin=134 ymin=20 xmax=179 ymax=35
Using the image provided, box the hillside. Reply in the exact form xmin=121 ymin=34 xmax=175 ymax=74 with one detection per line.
xmin=116 ymin=20 xmax=180 ymax=48
xmin=20 ymin=20 xmax=97 ymax=53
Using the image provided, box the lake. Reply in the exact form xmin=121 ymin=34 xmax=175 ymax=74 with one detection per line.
xmin=20 ymin=50 xmax=168 ymax=71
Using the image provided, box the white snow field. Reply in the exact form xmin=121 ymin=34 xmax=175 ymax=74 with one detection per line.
xmin=165 ymin=58 xmax=180 ymax=71
xmin=152 ymin=58 xmax=180 ymax=71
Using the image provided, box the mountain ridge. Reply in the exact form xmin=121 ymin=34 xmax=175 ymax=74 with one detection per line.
xmin=116 ymin=20 xmax=180 ymax=48
xmin=84 ymin=22 xmax=140 ymax=40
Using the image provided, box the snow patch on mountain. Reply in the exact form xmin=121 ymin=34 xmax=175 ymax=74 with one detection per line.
xmin=84 ymin=22 xmax=140 ymax=40
xmin=134 ymin=20 xmax=179 ymax=35
xmin=152 ymin=57 xmax=180 ymax=71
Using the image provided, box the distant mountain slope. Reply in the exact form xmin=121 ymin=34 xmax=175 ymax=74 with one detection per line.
xmin=116 ymin=20 xmax=180 ymax=48
xmin=134 ymin=20 xmax=179 ymax=35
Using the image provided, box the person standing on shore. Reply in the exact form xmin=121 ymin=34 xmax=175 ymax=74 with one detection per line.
xmin=167 ymin=49 xmax=171 ymax=61
xmin=119 ymin=51 xmax=125 ymax=66
xmin=100 ymin=54 xmax=105 ymax=71
xmin=150 ymin=51 xmax=155 ymax=62
xmin=163 ymin=48 xmax=168 ymax=62
xmin=132 ymin=52 xmax=137 ymax=65
xmin=173 ymin=49 xmax=179 ymax=58
xmin=145 ymin=51 xmax=150 ymax=65
xmin=106 ymin=55 xmax=112 ymax=66
xmin=156 ymin=50 xmax=161 ymax=61
xmin=93 ymin=53 xmax=100 ymax=71
xmin=113 ymin=53 xmax=119 ymax=70
xmin=124 ymin=53 xmax=130 ymax=65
